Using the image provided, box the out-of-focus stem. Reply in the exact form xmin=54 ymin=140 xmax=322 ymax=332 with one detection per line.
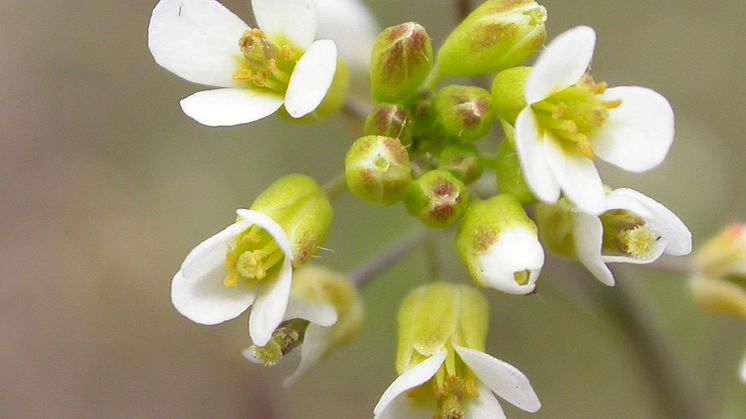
xmin=342 ymin=96 xmax=372 ymax=121
xmin=456 ymin=0 xmax=471 ymax=21
xmin=350 ymin=229 xmax=427 ymax=287
xmin=322 ymin=172 xmax=347 ymax=201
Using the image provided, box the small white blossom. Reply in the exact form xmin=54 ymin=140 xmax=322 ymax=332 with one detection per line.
xmin=171 ymin=209 xmax=294 ymax=346
xmin=573 ymin=188 xmax=691 ymax=285
xmin=148 ymin=0 xmax=340 ymax=126
xmin=374 ymin=347 xmax=541 ymax=418
xmin=515 ymin=26 xmax=675 ymax=214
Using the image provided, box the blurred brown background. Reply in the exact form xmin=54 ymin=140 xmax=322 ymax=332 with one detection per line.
xmin=1 ymin=0 xmax=744 ymax=417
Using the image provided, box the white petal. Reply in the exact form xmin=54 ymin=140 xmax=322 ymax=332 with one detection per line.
xmin=373 ymin=351 xmax=447 ymax=416
xmin=594 ymin=86 xmax=675 ymax=172
xmin=455 ymin=346 xmax=541 ymax=413
xmin=171 ymin=268 xmax=256 ymax=325
xmin=284 ymin=299 xmax=337 ymax=326
xmin=543 ymin=135 xmax=605 ymax=215
xmin=464 ymin=384 xmax=507 ymax=419
xmin=477 ymin=228 xmax=544 ymax=295
xmin=602 ymin=239 xmax=667 ymax=265
xmin=375 ymin=393 xmax=433 ymax=419
xmin=235 ymin=209 xmax=294 ymax=260
xmin=148 ymin=0 xmax=248 ymax=87
xmin=249 ymin=257 xmax=294 ymax=346
xmin=252 ymin=0 xmax=317 ymax=49
xmin=605 ymin=188 xmax=692 ymax=256
xmin=181 ymin=220 xmax=252 ymax=279
xmin=740 ymin=352 xmax=746 ymax=384
xmin=573 ymin=212 xmax=615 ymax=286
xmin=514 ymin=108 xmax=560 ymax=203
xmin=525 ymin=26 xmax=596 ymax=104
xmin=284 ymin=40 xmax=338 ymax=118
xmin=180 ymin=88 xmax=284 ymax=127
xmin=313 ymin=0 xmax=380 ymax=70
xmin=283 ymin=324 xmax=333 ymax=387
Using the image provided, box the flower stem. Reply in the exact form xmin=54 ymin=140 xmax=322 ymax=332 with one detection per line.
xmin=593 ymin=272 xmax=709 ymax=419
xmin=350 ymin=229 xmax=427 ymax=287
xmin=456 ymin=0 xmax=471 ymax=22
xmin=322 ymin=172 xmax=347 ymax=201
xmin=342 ymin=96 xmax=372 ymax=122
xmin=426 ymin=230 xmax=446 ymax=280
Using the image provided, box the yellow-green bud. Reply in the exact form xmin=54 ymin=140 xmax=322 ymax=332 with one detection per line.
xmin=404 ymin=169 xmax=470 ymax=228
xmin=434 ymin=85 xmax=495 ymax=141
xmin=438 ymin=143 xmax=484 ymax=185
xmin=437 ymin=0 xmax=547 ymax=77
xmin=364 ymin=103 xmax=414 ymax=147
xmin=690 ymin=224 xmax=746 ymax=319
xmin=249 ymin=174 xmax=333 ymax=266
xmin=291 ymin=266 xmax=364 ymax=348
xmin=397 ymin=282 xmax=488 ymax=373
xmin=492 ymin=66 xmax=531 ymax=125
xmin=345 ymin=135 xmax=412 ymax=206
xmin=456 ymin=194 xmax=543 ymax=294
xmin=495 ymin=123 xmax=536 ymax=204
xmin=370 ymin=22 xmax=433 ymax=102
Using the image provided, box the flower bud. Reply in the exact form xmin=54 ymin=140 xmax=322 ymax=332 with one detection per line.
xmin=456 ymin=195 xmax=544 ymax=294
xmin=370 ymin=22 xmax=433 ymax=102
xmin=404 ymin=169 xmax=470 ymax=228
xmin=434 ymin=85 xmax=495 ymax=141
xmin=345 ymin=135 xmax=412 ymax=206
xmin=364 ymin=103 xmax=414 ymax=147
xmin=690 ymin=224 xmax=746 ymax=319
xmin=495 ymin=123 xmax=537 ymax=204
xmin=249 ymin=174 xmax=333 ymax=266
xmin=438 ymin=143 xmax=484 ymax=184
xmin=437 ymin=0 xmax=547 ymax=77
xmin=492 ymin=66 xmax=531 ymax=125
xmin=397 ymin=282 xmax=488 ymax=372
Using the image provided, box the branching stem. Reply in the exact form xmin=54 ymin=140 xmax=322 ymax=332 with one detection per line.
xmin=350 ymin=229 xmax=427 ymax=287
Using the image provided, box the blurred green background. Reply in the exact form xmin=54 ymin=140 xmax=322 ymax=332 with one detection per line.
xmin=1 ymin=0 xmax=744 ymax=417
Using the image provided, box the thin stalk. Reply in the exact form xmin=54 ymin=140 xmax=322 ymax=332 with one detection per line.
xmin=343 ymin=96 xmax=372 ymax=122
xmin=322 ymin=172 xmax=347 ymax=201
xmin=456 ymin=0 xmax=471 ymax=22
xmin=425 ymin=230 xmax=446 ymax=280
xmin=350 ymin=229 xmax=427 ymax=287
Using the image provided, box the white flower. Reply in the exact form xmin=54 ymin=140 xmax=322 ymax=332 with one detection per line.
xmin=148 ymin=0 xmax=339 ymax=126
xmin=243 ymin=296 xmax=338 ymax=387
xmin=573 ymin=188 xmax=691 ymax=286
xmin=515 ymin=26 xmax=675 ymax=214
xmin=374 ymin=347 xmax=541 ymax=418
xmin=171 ymin=209 xmax=294 ymax=346
xmin=313 ymin=0 xmax=380 ymax=71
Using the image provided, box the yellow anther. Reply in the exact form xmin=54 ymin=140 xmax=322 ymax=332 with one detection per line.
xmin=605 ymin=99 xmax=623 ymax=110
xmin=552 ymin=102 xmax=568 ymax=119
xmin=223 ymin=271 xmax=241 ymax=287
xmin=576 ymin=133 xmax=594 ymax=159
xmin=252 ymin=72 xmax=268 ymax=87
xmin=237 ymin=251 xmax=267 ymax=280
xmin=232 ymin=68 xmax=253 ymax=81
xmin=281 ymin=44 xmax=294 ymax=61
xmin=622 ymin=225 xmax=658 ymax=259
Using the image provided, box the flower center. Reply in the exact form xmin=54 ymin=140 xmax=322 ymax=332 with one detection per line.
xmin=233 ymin=29 xmax=301 ymax=93
xmin=249 ymin=319 xmax=310 ymax=366
xmin=532 ymin=76 xmax=622 ymax=159
xmin=514 ymin=269 xmax=531 ymax=285
xmin=224 ymin=225 xmax=285 ymax=288
xmin=600 ymin=209 xmax=660 ymax=259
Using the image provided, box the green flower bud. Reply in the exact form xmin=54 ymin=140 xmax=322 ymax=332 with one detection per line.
xmin=495 ymin=122 xmax=536 ymax=204
xmin=437 ymin=0 xmax=547 ymax=77
xmin=397 ymin=282 xmax=488 ymax=372
xmin=345 ymin=135 xmax=412 ymax=206
xmin=409 ymin=151 xmax=437 ymax=179
xmin=456 ymin=194 xmax=544 ymax=294
xmin=249 ymin=174 xmax=333 ymax=266
xmin=438 ymin=143 xmax=484 ymax=185
xmin=492 ymin=66 xmax=531 ymax=125
xmin=434 ymin=85 xmax=495 ymax=141
xmin=370 ymin=22 xmax=433 ymax=102
xmin=404 ymin=169 xmax=470 ymax=228
xmin=364 ymin=103 xmax=414 ymax=146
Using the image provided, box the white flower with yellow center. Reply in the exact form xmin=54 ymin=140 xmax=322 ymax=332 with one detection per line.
xmin=149 ymin=0 xmax=346 ymax=126
xmin=375 ymin=283 xmax=541 ymax=418
xmin=515 ymin=26 xmax=675 ymax=214
xmin=573 ymin=188 xmax=691 ymax=286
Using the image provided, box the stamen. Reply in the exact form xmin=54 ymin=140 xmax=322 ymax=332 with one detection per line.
xmin=249 ymin=319 xmax=309 ymax=366
xmin=622 ymin=225 xmax=658 ymax=259
xmin=232 ymin=68 xmax=253 ymax=81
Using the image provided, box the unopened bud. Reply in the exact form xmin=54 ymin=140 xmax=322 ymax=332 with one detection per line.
xmin=492 ymin=66 xmax=531 ymax=125
xmin=434 ymin=85 xmax=495 ymax=141
xmin=437 ymin=0 xmax=547 ymax=77
xmin=438 ymin=143 xmax=483 ymax=185
xmin=404 ymin=169 xmax=470 ymax=228
xmin=370 ymin=22 xmax=433 ymax=102
xmin=345 ymin=135 xmax=412 ymax=206
xmin=364 ymin=104 xmax=414 ymax=146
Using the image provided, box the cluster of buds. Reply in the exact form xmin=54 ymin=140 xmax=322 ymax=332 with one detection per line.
xmin=149 ymin=0 xmax=700 ymax=415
